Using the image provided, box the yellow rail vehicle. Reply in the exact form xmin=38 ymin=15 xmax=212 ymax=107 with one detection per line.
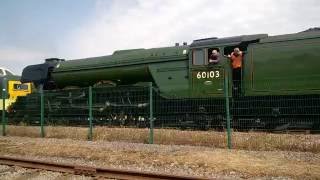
xmin=0 ymin=68 xmax=32 ymax=111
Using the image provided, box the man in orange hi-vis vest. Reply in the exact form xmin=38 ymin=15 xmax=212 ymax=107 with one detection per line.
xmin=227 ymin=47 xmax=243 ymax=95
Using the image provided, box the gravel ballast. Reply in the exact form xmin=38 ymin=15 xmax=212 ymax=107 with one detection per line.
xmin=0 ymin=164 xmax=92 ymax=180
xmin=0 ymin=136 xmax=319 ymax=179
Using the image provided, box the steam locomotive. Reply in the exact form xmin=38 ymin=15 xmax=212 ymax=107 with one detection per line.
xmin=9 ymin=28 xmax=320 ymax=131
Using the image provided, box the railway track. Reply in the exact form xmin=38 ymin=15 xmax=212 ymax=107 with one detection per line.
xmin=0 ymin=156 xmax=208 ymax=180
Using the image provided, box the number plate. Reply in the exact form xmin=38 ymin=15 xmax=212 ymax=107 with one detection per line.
xmin=196 ymin=71 xmax=220 ymax=79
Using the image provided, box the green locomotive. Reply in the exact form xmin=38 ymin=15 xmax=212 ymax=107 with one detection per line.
xmin=11 ymin=29 xmax=320 ymax=130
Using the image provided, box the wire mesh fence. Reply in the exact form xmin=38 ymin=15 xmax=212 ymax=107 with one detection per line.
xmin=153 ymin=93 xmax=226 ymax=130
xmin=8 ymin=91 xmax=41 ymax=125
xmin=91 ymin=85 xmax=149 ymax=128
xmin=230 ymin=79 xmax=320 ymax=132
xmin=230 ymin=95 xmax=320 ymax=131
xmin=44 ymin=88 xmax=90 ymax=126
xmin=1 ymin=80 xmax=320 ymax=151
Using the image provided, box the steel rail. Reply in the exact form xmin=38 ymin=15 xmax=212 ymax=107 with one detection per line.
xmin=0 ymin=156 xmax=209 ymax=180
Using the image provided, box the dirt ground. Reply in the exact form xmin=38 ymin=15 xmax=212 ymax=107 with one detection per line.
xmin=0 ymin=136 xmax=319 ymax=179
xmin=5 ymin=125 xmax=320 ymax=153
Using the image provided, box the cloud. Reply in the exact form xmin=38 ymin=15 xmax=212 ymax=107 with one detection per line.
xmin=0 ymin=47 xmax=50 ymax=75
xmin=1 ymin=0 xmax=319 ymax=74
xmin=61 ymin=0 xmax=320 ymax=60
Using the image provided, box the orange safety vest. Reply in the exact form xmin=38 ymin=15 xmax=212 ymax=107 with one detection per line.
xmin=230 ymin=52 xmax=243 ymax=69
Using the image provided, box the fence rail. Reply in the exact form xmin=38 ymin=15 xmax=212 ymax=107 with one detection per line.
xmin=1 ymin=77 xmax=320 ymax=150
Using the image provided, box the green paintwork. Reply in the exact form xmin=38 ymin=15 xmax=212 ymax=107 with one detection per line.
xmin=52 ymin=46 xmax=189 ymax=90
xmin=148 ymin=61 xmax=189 ymax=97
xmin=53 ymin=64 xmax=152 ymax=87
xmin=50 ymin=29 xmax=320 ymax=98
xmin=190 ymin=65 xmax=227 ymax=97
xmin=188 ymin=47 xmax=232 ymax=98
xmin=244 ymin=31 xmax=320 ymax=96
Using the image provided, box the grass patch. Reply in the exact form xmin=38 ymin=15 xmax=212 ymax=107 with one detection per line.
xmin=5 ymin=125 xmax=320 ymax=153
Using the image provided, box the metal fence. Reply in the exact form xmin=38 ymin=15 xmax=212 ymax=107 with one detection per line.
xmin=1 ymin=77 xmax=320 ymax=151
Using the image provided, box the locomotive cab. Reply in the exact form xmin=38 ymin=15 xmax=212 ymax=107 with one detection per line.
xmin=189 ymin=34 xmax=267 ymax=97
xmin=0 ymin=67 xmax=32 ymax=111
xmin=189 ymin=46 xmax=226 ymax=97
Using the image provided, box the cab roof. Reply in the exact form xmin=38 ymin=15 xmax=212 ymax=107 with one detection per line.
xmin=190 ymin=34 xmax=268 ymax=48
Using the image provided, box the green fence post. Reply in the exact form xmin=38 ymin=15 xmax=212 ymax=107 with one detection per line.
xmin=40 ymin=84 xmax=45 ymax=138
xmin=224 ymin=72 xmax=232 ymax=149
xmin=149 ymin=82 xmax=154 ymax=144
xmin=2 ymin=78 xmax=7 ymax=136
xmin=88 ymin=86 xmax=93 ymax=141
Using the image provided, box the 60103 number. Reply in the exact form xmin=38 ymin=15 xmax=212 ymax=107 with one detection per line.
xmin=196 ymin=71 xmax=220 ymax=79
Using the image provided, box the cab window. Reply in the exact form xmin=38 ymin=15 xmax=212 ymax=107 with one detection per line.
xmin=208 ymin=48 xmax=220 ymax=57
xmin=14 ymin=84 xmax=29 ymax=90
xmin=0 ymin=69 xmax=4 ymax=76
xmin=192 ymin=49 xmax=205 ymax=65
xmin=208 ymin=48 xmax=220 ymax=64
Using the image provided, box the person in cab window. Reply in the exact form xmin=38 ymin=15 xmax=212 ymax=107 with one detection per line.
xmin=209 ymin=49 xmax=220 ymax=65
xmin=227 ymin=47 xmax=243 ymax=95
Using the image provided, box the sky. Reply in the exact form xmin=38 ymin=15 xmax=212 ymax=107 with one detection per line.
xmin=0 ymin=0 xmax=319 ymax=75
